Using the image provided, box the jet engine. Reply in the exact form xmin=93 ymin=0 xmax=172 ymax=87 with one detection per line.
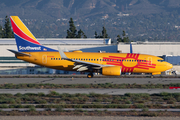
xmin=101 ymin=66 xmax=121 ymax=76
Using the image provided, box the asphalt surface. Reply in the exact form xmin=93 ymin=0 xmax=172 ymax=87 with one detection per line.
xmin=1 ymin=108 xmax=180 ymax=112
xmin=0 ymin=116 xmax=179 ymax=120
xmin=0 ymin=77 xmax=180 ymax=84
xmin=0 ymin=76 xmax=180 ymax=95
xmin=0 ymin=88 xmax=179 ymax=95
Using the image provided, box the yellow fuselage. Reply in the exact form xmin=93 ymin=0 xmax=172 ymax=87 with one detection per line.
xmin=16 ymin=51 xmax=173 ymax=75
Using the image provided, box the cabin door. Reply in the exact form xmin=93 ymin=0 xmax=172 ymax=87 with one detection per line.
xmin=42 ymin=55 xmax=47 ymax=64
xmin=148 ymin=57 xmax=152 ymax=66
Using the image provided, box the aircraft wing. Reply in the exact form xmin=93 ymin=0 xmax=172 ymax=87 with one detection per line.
xmin=57 ymin=47 xmax=112 ymax=71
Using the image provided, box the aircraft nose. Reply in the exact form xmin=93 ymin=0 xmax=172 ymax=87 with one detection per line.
xmin=166 ymin=63 xmax=173 ymax=70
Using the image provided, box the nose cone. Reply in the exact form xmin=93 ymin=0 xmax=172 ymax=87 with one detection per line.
xmin=167 ymin=63 xmax=173 ymax=70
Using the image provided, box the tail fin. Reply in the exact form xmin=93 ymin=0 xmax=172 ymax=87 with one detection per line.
xmin=10 ymin=16 xmax=57 ymax=52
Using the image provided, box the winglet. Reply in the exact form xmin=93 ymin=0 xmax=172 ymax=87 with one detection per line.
xmin=130 ymin=43 xmax=133 ymax=53
xmin=57 ymin=46 xmax=68 ymax=58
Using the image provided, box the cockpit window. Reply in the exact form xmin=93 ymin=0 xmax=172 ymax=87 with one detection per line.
xmin=158 ymin=59 xmax=165 ymax=62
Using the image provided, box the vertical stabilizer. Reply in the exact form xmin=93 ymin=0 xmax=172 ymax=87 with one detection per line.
xmin=10 ymin=16 xmax=57 ymax=52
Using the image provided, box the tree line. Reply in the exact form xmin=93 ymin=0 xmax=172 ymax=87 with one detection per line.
xmin=0 ymin=16 xmax=130 ymax=42
xmin=0 ymin=16 xmax=14 ymax=38
xmin=66 ymin=18 xmax=129 ymax=43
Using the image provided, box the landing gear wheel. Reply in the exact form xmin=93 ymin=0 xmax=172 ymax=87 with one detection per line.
xmin=87 ymin=73 xmax=93 ymax=78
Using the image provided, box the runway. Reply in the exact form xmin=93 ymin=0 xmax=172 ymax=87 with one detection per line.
xmin=0 ymin=88 xmax=179 ymax=95
xmin=1 ymin=116 xmax=179 ymax=120
xmin=0 ymin=77 xmax=180 ymax=95
xmin=1 ymin=108 xmax=180 ymax=112
xmin=0 ymin=77 xmax=180 ymax=84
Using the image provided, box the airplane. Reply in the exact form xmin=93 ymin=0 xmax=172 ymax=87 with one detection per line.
xmin=8 ymin=16 xmax=173 ymax=78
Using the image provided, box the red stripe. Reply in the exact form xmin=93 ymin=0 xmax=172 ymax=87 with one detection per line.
xmin=10 ymin=18 xmax=40 ymax=45
xmin=169 ymin=87 xmax=180 ymax=89
xmin=138 ymin=64 xmax=156 ymax=68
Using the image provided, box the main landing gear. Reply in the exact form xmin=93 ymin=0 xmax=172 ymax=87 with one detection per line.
xmin=151 ymin=75 xmax=154 ymax=78
xmin=87 ymin=73 xmax=94 ymax=78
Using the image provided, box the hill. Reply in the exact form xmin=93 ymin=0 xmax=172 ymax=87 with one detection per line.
xmin=0 ymin=0 xmax=180 ymax=41
xmin=0 ymin=0 xmax=180 ymax=19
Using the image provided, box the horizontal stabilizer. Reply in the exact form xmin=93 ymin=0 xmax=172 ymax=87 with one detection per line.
xmin=7 ymin=49 xmax=31 ymax=56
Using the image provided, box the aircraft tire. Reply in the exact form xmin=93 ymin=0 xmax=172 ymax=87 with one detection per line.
xmin=87 ymin=73 xmax=93 ymax=78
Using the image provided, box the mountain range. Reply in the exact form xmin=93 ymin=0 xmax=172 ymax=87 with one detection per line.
xmin=0 ymin=0 xmax=180 ymax=19
xmin=0 ymin=0 xmax=180 ymax=41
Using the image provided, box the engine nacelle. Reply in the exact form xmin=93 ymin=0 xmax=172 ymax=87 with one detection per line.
xmin=101 ymin=66 xmax=121 ymax=76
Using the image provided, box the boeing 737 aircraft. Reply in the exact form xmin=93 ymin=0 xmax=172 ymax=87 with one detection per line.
xmin=8 ymin=16 xmax=173 ymax=78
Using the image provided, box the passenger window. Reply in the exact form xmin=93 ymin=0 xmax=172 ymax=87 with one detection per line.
xmin=54 ymin=58 xmax=55 ymax=60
